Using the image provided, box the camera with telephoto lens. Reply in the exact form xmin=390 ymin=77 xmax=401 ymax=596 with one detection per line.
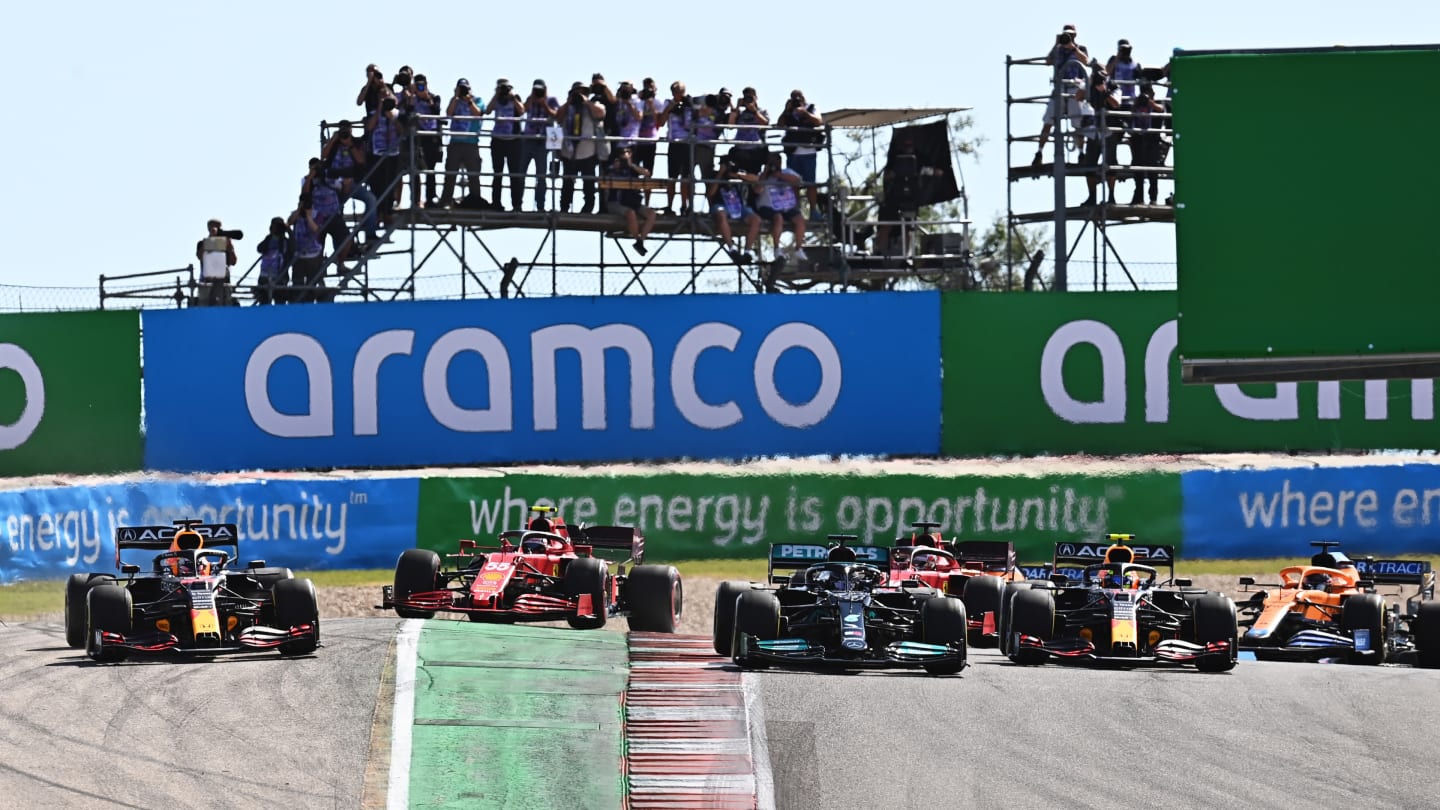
xmin=639 ymin=87 xmax=655 ymax=100
xmin=218 ymin=228 xmax=244 ymax=240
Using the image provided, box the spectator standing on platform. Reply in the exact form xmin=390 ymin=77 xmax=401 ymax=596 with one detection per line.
xmin=255 ymin=217 xmax=293 ymax=305
xmin=521 ymin=79 xmax=559 ymax=212
xmin=614 ymin=81 xmax=643 ymax=148
xmin=1035 ymin=24 xmax=1091 ymax=166
xmin=195 ymin=218 xmax=238 ymax=305
xmin=592 ymin=73 xmax=618 ymax=140
xmin=1128 ymin=84 xmax=1164 ymax=205
xmin=1106 ymin=39 xmax=1144 ymax=202
xmin=754 ymin=152 xmax=808 ymax=261
xmin=779 ymin=89 xmax=824 ymax=218
xmin=407 ymin=74 xmax=443 ymax=208
xmin=660 ymin=81 xmax=697 ymax=216
xmin=605 ymin=146 xmax=657 ymax=255
xmin=288 ymin=196 xmax=325 ymax=303
xmin=729 ymin=87 xmax=769 ymax=173
xmin=441 ymin=78 xmax=485 ymax=207
xmin=692 ymin=95 xmax=721 ymax=212
xmin=1078 ymin=68 xmax=1121 ymax=206
xmin=357 ymin=65 xmax=387 ymax=145
xmin=487 ymin=78 xmax=525 ymax=212
xmin=304 ymin=157 xmax=352 ymax=264
xmin=633 ymin=78 xmax=664 ymax=208
xmin=368 ymin=90 xmax=403 ymax=227
xmin=557 ymin=82 xmax=607 ymax=214
xmin=711 ymin=158 xmax=762 ymax=264
xmin=321 ymin=121 xmax=379 ymax=243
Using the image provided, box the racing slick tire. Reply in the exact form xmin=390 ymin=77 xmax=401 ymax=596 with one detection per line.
xmin=1007 ymin=588 xmax=1054 ymax=666
xmin=394 ymin=548 xmax=442 ymax=619
xmin=85 ymin=584 xmax=133 ymax=663
xmin=564 ymin=557 xmax=610 ymax=630
xmin=960 ymin=576 xmax=1005 ymax=648
xmin=65 ymin=573 xmax=114 ymax=649
xmin=1342 ymin=592 xmax=1389 ymax=666
xmin=713 ymin=581 xmax=753 ymax=655
xmin=1413 ymin=601 xmax=1440 ymax=669
xmin=626 ymin=564 xmax=683 ymax=633
xmin=921 ymin=596 xmax=969 ymax=675
xmin=274 ymin=578 xmax=321 ymax=656
xmin=731 ymin=589 xmax=781 ymax=669
xmin=1192 ymin=593 xmax=1239 ymax=673
xmin=998 ymin=581 xmax=1034 ymax=655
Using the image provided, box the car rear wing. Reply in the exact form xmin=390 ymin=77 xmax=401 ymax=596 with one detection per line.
xmin=1052 ymin=542 xmax=1176 ymax=569
xmin=951 ymin=540 xmax=1017 ymax=571
xmin=1355 ymin=559 xmax=1433 ymax=586
xmin=767 ymin=542 xmax=887 ymax=585
xmin=114 ymin=523 xmax=241 ymax=570
xmin=572 ymin=525 xmax=644 ymax=563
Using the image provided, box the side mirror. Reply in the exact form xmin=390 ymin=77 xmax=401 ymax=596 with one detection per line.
xmin=459 ymin=539 xmax=476 ymax=551
xmin=1238 ymin=577 xmax=1255 ymax=587
xmin=1049 ymin=573 xmax=1070 ymax=587
xmin=247 ymin=559 xmax=267 ymax=569
xmin=121 ymin=564 xmax=141 ymax=575
xmin=1357 ymin=579 xmax=1375 ymax=591
xmin=1174 ymin=578 xmax=1192 ymax=588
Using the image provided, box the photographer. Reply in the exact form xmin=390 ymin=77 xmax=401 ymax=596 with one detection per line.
xmin=659 ymin=80 xmax=697 ymax=216
xmin=604 ymin=145 xmax=657 ymax=255
xmin=1128 ymin=85 xmax=1165 ymax=205
xmin=710 ymin=158 xmax=762 ymax=264
xmin=404 ymin=74 xmax=443 ymax=208
xmin=632 ymin=78 xmax=663 ymax=207
xmin=487 ymin=78 xmax=526 ymax=212
xmin=195 ymin=218 xmax=239 ymax=306
xmin=287 ymin=196 xmax=326 ymax=304
xmin=754 ymin=152 xmax=808 ymax=262
xmin=693 ymin=94 xmax=721 ymax=206
xmin=1034 ymin=25 xmax=1091 ymax=166
xmin=441 ymin=78 xmax=485 ymax=207
xmin=521 ymin=79 xmax=559 ymax=212
xmin=557 ymin=82 xmax=607 ymax=214
xmin=367 ymin=90 xmax=403 ymax=227
xmin=303 ymin=157 xmax=352 ymax=265
xmin=1078 ymin=68 xmax=1122 ymax=206
xmin=728 ymin=87 xmax=769 ymax=173
xmin=255 ymin=217 xmax=293 ymax=305
xmin=356 ymin=64 xmax=387 ymax=144
xmin=320 ymin=121 xmax=379 ymax=243
xmin=779 ymin=89 xmax=824 ymax=219
xmin=591 ymin=73 xmax=619 ymax=138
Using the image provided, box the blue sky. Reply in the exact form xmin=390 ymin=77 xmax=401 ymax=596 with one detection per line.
xmin=1 ymin=1 xmax=1432 ymax=305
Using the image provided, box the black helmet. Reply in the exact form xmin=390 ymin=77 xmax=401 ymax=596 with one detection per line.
xmin=1303 ymin=572 xmax=1331 ymax=592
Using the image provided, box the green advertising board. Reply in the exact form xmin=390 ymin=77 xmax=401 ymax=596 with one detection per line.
xmin=0 ymin=311 xmax=143 ymax=475
xmin=417 ymin=471 xmax=1180 ymax=562
xmin=941 ymin=291 xmax=1440 ymax=455
xmin=1173 ymin=46 xmax=1440 ymax=366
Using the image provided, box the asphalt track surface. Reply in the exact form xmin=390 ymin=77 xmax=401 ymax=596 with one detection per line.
xmin=6 ymin=618 xmax=1440 ymax=810
xmin=759 ymin=646 xmax=1440 ymax=810
xmin=0 ymin=617 xmax=397 ymax=809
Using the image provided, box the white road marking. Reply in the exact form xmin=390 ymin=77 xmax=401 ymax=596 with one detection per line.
xmin=743 ymin=672 xmax=776 ymax=810
xmin=387 ymin=619 xmax=423 ymax=810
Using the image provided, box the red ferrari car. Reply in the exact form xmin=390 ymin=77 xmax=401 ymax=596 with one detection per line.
xmin=888 ymin=523 xmax=1028 ymax=646
xmin=379 ymin=506 xmax=682 ymax=632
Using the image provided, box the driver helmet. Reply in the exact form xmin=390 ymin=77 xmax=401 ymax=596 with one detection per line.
xmin=1103 ymin=570 xmax=1124 ymax=588
xmin=167 ymin=529 xmax=205 ymax=576
xmin=521 ymin=533 xmax=549 ymax=554
xmin=1302 ymin=572 xmax=1331 ymax=592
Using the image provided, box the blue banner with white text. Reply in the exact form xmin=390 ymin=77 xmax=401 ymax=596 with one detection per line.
xmin=140 ymin=294 xmax=940 ymax=472
xmin=0 ymin=477 xmax=418 ymax=583
xmin=1181 ymin=465 xmax=1440 ymax=558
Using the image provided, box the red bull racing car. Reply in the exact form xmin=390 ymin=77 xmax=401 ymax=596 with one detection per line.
xmin=379 ymin=506 xmax=682 ymax=632
xmin=65 ymin=520 xmax=319 ymax=662
xmin=1004 ymin=536 xmax=1237 ymax=672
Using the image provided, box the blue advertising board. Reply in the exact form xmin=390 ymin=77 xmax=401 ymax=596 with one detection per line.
xmin=141 ymin=294 xmax=940 ymax=472
xmin=0 ymin=477 xmax=418 ymax=583
xmin=1181 ymin=464 xmax=1440 ymax=558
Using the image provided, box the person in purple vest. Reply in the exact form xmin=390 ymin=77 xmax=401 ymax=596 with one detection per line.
xmin=1034 ymin=24 xmax=1091 ymax=167
xmin=367 ymin=90 xmax=403 ymax=227
xmin=779 ymin=89 xmax=824 ymax=220
xmin=320 ymin=121 xmax=379 ymax=243
xmin=1106 ymin=39 xmax=1144 ymax=204
xmin=441 ymin=78 xmax=485 ymax=207
xmin=255 ymin=217 xmax=294 ymax=305
xmin=303 ymin=158 xmax=352 ymax=267
xmin=660 ymin=80 xmax=697 ymax=216
xmin=287 ymin=195 xmax=326 ymax=303
xmin=754 ymin=152 xmax=808 ymax=262
xmin=728 ymin=87 xmax=769 ymax=174
xmin=632 ymin=78 xmax=664 ymax=208
xmin=521 ymin=79 xmax=559 ymax=212
xmin=403 ymin=73 xmax=444 ymax=208
xmin=487 ymin=78 xmax=526 ymax=212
